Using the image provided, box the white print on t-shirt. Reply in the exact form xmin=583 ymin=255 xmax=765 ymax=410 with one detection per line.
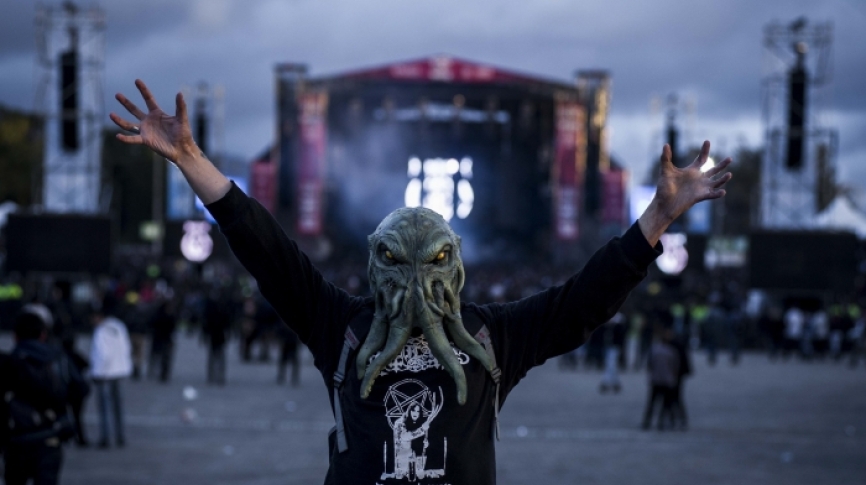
xmin=381 ymin=379 xmax=446 ymax=482
xmin=369 ymin=336 xmax=469 ymax=376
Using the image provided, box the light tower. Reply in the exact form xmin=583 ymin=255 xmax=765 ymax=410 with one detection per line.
xmin=35 ymin=2 xmax=105 ymax=213
xmin=760 ymin=18 xmax=835 ymax=228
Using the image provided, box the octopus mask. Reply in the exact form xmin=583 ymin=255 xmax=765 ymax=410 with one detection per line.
xmin=356 ymin=207 xmax=497 ymax=405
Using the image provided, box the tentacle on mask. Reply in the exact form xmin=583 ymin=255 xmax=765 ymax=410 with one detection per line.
xmin=355 ymin=289 xmax=402 ymax=379
xmin=360 ymin=289 xmax=413 ymax=399
xmin=417 ymin=283 xmax=469 ymax=404
xmin=423 ymin=280 xmax=446 ymax=317
xmin=443 ymin=285 xmax=497 ymax=374
xmin=360 ymin=320 xmax=412 ymax=399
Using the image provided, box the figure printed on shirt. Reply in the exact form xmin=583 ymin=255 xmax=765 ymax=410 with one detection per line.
xmin=380 ymin=379 xmax=445 ymax=482
xmin=370 ymin=335 xmax=469 ymax=376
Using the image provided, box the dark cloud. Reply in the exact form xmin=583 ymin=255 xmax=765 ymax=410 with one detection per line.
xmin=0 ymin=3 xmax=37 ymax=57
xmin=1 ymin=0 xmax=864 ymax=191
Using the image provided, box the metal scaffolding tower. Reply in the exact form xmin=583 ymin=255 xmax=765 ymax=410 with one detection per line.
xmin=35 ymin=2 xmax=105 ymax=213
xmin=760 ymin=18 xmax=836 ymax=229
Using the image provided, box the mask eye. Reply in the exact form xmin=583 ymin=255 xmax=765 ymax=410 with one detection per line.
xmin=436 ymin=251 xmax=447 ymax=261
xmin=385 ymin=250 xmax=394 ymax=260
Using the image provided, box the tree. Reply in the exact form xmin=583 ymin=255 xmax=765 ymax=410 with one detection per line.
xmin=0 ymin=106 xmax=43 ymax=205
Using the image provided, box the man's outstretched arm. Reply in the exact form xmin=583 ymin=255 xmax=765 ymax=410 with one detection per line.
xmin=639 ymin=141 xmax=732 ymax=246
xmin=110 ymin=79 xmax=231 ymax=204
xmin=495 ymin=141 xmax=732 ymax=382
xmin=109 ymin=80 xmax=352 ymax=352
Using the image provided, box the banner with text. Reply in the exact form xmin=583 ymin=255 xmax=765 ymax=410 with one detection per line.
xmin=296 ymin=91 xmax=328 ymax=235
xmin=553 ymin=101 xmax=585 ymax=240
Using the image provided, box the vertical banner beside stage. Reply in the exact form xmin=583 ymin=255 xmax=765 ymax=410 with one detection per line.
xmin=601 ymin=169 xmax=627 ymax=226
xmin=553 ymin=101 xmax=585 ymax=240
xmin=297 ymin=91 xmax=328 ymax=235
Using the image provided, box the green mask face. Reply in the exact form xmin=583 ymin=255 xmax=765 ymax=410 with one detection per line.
xmin=356 ymin=207 xmax=496 ymax=405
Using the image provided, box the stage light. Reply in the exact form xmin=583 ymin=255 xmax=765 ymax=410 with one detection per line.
xmin=656 ymin=233 xmax=689 ymax=275
xmin=456 ymin=180 xmax=474 ymax=219
xmin=180 ymin=220 xmax=214 ymax=262
xmin=408 ymin=157 xmax=422 ymax=177
xmin=460 ymin=157 xmax=473 ymax=179
xmin=405 ymin=178 xmax=422 ymax=208
xmin=446 ymin=158 xmax=460 ymax=175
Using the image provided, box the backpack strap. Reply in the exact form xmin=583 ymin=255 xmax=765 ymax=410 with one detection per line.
xmin=472 ymin=325 xmax=502 ymax=441
xmin=333 ymin=326 xmax=360 ymax=453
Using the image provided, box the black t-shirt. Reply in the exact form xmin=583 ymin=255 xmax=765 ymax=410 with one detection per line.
xmin=207 ymin=183 xmax=661 ymax=485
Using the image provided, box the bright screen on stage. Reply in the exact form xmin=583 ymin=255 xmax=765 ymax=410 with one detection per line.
xmin=405 ymin=156 xmax=474 ymax=222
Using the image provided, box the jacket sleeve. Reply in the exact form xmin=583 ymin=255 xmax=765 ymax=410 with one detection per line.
xmin=489 ymin=222 xmax=661 ymax=391
xmin=205 ymin=183 xmax=357 ymax=358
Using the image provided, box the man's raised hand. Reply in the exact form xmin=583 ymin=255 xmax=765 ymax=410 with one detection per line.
xmin=654 ymin=140 xmax=732 ymax=222
xmin=110 ymin=79 xmax=230 ymax=204
xmin=639 ymin=140 xmax=732 ymax=246
xmin=110 ymin=79 xmax=199 ymax=165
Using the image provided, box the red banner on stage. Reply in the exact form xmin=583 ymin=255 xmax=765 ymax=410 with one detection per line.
xmin=297 ymin=91 xmax=328 ymax=235
xmin=250 ymin=155 xmax=278 ymax=214
xmin=601 ymin=169 xmax=627 ymax=225
xmin=553 ymin=101 xmax=585 ymax=241
xmin=341 ymin=56 xmax=544 ymax=85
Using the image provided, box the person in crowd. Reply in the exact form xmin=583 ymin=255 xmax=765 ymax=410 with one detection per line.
xmin=148 ymin=297 xmax=178 ymax=383
xmin=110 ymin=79 xmax=730 ymax=484
xmin=121 ymin=290 xmax=150 ymax=380
xmin=723 ymin=295 xmax=742 ymax=365
xmin=585 ymin=319 xmax=607 ymax=370
xmin=24 ymin=299 xmax=91 ymax=447
xmin=203 ymin=288 xmax=233 ymax=385
xmin=46 ymin=286 xmax=92 ymax=447
xmin=638 ymin=308 xmax=654 ymax=369
xmin=670 ymin=302 xmax=687 ymax=340
xmin=810 ymin=307 xmax=830 ymax=360
xmin=45 ymin=283 xmax=73 ymax=347
xmin=703 ymin=293 xmax=725 ymax=365
xmin=828 ymin=300 xmax=852 ymax=361
xmin=849 ymin=310 xmax=865 ymax=368
xmin=642 ymin=326 xmax=681 ymax=430
xmin=1 ymin=309 xmax=87 ymax=484
xmin=783 ymin=305 xmax=805 ymax=359
xmin=687 ymin=299 xmax=709 ymax=356
xmin=90 ymin=296 xmax=133 ymax=448
xmin=625 ymin=309 xmax=646 ymax=370
xmin=240 ymin=295 xmax=258 ymax=362
xmin=275 ymin=313 xmax=302 ymax=386
xmin=760 ymin=304 xmax=785 ymax=360
xmin=599 ymin=312 xmax=626 ymax=393
xmin=254 ymin=293 xmax=278 ymax=363
xmin=63 ymin=336 xmax=91 ymax=448
xmin=670 ymin=329 xmax=692 ymax=430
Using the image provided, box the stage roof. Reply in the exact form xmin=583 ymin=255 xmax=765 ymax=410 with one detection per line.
xmin=311 ymin=55 xmax=576 ymax=91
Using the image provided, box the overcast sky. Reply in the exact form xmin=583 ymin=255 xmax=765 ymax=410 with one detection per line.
xmin=1 ymin=0 xmax=864 ymax=199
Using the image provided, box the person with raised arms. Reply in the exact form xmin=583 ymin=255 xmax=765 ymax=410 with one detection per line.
xmin=110 ymin=80 xmax=731 ymax=485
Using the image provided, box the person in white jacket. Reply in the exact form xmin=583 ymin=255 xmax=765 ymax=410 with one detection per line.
xmin=90 ymin=296 xmax=132 ymax=448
